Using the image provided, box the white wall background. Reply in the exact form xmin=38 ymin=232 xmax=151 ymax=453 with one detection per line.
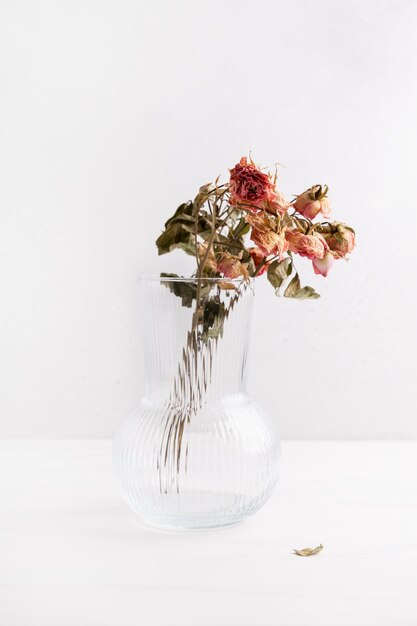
xmin=1 ymin=0 xmax=416 ymax=438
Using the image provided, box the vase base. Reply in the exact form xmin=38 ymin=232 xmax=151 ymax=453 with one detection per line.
xmin=122 ymin=489 xmax=265 ymax=531
xmin=136 ymin=515 xmax=246 ymax=532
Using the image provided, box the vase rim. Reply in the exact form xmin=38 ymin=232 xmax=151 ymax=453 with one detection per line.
xmin=138 ymin=274 xmax=252 ymax=284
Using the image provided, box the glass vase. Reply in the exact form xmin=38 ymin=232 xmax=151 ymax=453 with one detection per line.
xmin=113 ymin=276 xmax=280 ymax=530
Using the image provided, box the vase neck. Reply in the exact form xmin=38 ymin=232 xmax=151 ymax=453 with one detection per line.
xmin=140 ymin=279 xmax=253 ymax=402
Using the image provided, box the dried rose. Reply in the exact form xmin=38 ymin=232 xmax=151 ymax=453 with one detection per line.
xmin=253 ymin=229 xmax=288 ymax=257
xmin=229 ymin=157 xmax=276 ymax=210
xmin=312 ymin=251 xmax=335 ymax=277
xmin=293 ymin=185 xmax=331 ymax=220
xmin=323 ymin=223 xmax=355 ymax=259
xmin=217 ymin=252 xmax=249 ymax=279
xmin=265 ymin=189 xmax=291 ymax=215
xmin=286 ymin=230 xmax=328 ymax=260
xmin=245 ymin=213 xmax=289 ymax=258
xmin=248 ymin=247 xmax=268 ymax=275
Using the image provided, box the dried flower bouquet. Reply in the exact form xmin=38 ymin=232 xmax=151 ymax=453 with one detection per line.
xmin=157 ymin=155 xmax=355 ymax=336
xmin=154 ymin=156 xmax=355 ymax=489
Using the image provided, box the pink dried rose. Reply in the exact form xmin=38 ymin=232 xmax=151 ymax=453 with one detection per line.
xmin=265 ymin=189 xmax=291 ymax=215
xmin=229 ymin=157 xmax=276 ymax=210
xmin=249 ymin=247 xmax=269 ymax=275
xmin=286 ymin=230 xmax=329 ymax=260
xmin=246 ymin=213 xmax=289 ymax=258
xmin=217 ymin=252 xmax=249 ymax=279
xmin=323 ymin=223 xmax=355 ymax=259
xmin=293 ymin=185 xmax=331 ymax=220
xmin=312 ymin=251 xmax=335 ymax=277
xmin=253 ymin=229 xmax=288 ymax=257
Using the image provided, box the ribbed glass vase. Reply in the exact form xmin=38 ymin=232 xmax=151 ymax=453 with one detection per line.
xmin=113 ymin=276 xmax=280 ymax=529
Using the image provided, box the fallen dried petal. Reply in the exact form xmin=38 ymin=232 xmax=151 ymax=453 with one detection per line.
xmin=293 ymin=544 xmax=324 ymax=557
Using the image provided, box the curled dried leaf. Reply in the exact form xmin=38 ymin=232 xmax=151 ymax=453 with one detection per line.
xmin=194 ymin=183 xmax=215 ymax=210
xmin=218 ymin=281 xmax=237 ymax=291
xmin=283 ymin=273 xmax=320 ymax=300
xmin=284 ymin=272 xmax=301 ymax=297
xmin=198 ymin=242 xmax=218 ymax=274
xmin=293 ymin=544 xmax=323 ymax=557
xmin=267 ymin=258 xmax=292 ymax=291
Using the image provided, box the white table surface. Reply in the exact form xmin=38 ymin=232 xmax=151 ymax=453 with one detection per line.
xmin=1 ymin=440 xmax=416 ymax=626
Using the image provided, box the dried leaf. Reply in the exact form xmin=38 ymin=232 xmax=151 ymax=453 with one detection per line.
xmin=293 ymin=544 xmax=323 ymax=557
xmin=156 ymin=222 xmax=195 ymax=256
xmin=194 ymin=183 xmax=215 ymax=210
xmin=267 ymin=258 xmax=292 ymax=291
xmin=293 ymin=286 xmax=320 ymax=300
xmin=156 ymin=201 xmax=212 ymax=255
xmin=218 ymin=281 xmax=236 ymax=291
xmin=201 ymin=298 xmax=226 ymax=342
xmin=231 ymin=217 xmax=250 ymax=240
xmin=283 ymin=274 xmax=320 ymax=300
xmin=160 ymin=274 xmax=196 ymax=307
xmin=198 ymin=242 xmax=218 ymax=274
xmin=284 ymin=273 xmax=301 ymax=297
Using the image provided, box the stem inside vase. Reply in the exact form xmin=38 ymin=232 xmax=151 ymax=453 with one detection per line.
xmin=157 ymin=281 xmax=244 ymax=494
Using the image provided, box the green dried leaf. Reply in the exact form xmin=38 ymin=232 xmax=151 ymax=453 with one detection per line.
xmin=267 ymin=258 xmax=292 ymax=291
xmin=166 ymin=213 xmax=195 ymax=227
xmin=246 ymin=256 xmax=257 ymax=276
xmin=160 ymin=273 xmax=196 ymax=307
xmin=176 ymin=240 xmax=197 ymax=256
xmin=167 ymin=217 xmax=196 ymax=235
xmin=156 ymin=224 xmax=195 ymax=256
xmin=164 ymin=202 xmax=194 ymax=226
xmin=293 ymin=544 xmax=323 ymax=557
xmin=284 ymin=272 xmax=300 ymax=297
xmin=156 ymin=202 xmax=202 ymax=255
xmin=293 ymin=286 xmax=320 ymax=300
xmin=284 ymin=275 xmax=320 ymax=300
xmin=197 ymin=229 xmax=215 ymax=242
xmin=193 ymin=183 xmax=215 ymax=210
xmin=201 ymin=297 xmax=226 ymax=342
xmin=232 ymin=217 xmax=250 ymax=240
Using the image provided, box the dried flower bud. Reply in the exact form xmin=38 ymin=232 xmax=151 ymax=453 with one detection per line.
xmin=293 ymin=185 xmax=331 ymax=220
xmin=323 ymin=223 xmax=355 ymax=258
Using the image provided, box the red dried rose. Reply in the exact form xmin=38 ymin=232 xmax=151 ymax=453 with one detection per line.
xmin=229 ymin=157 xmax=276 ymax=210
